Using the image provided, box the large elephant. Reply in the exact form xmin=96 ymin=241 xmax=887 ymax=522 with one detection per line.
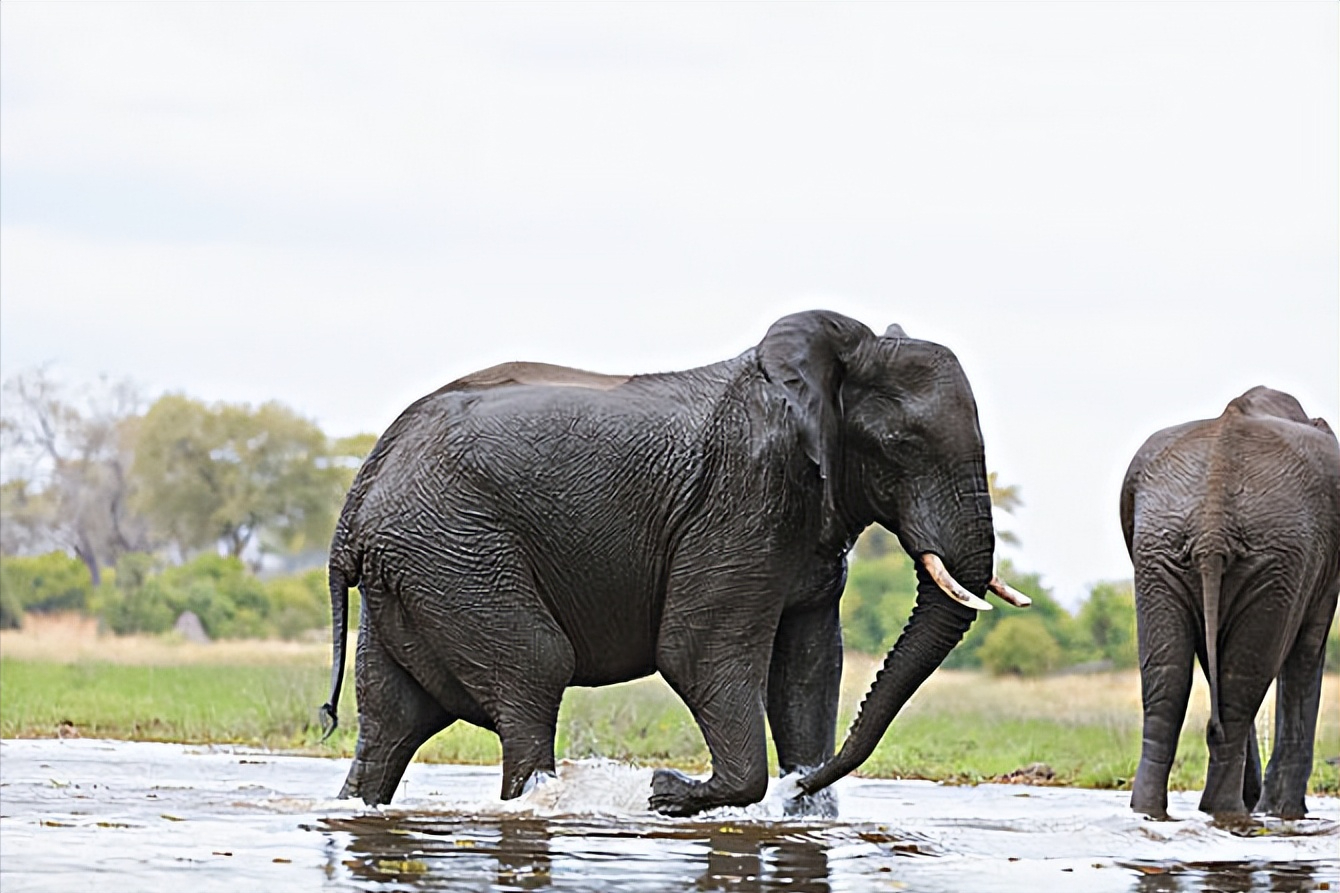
xmin=1121 ymin=386 xmax=1340 ymax=820
xmin=321 ymin=310 xmax=1027 ymax=816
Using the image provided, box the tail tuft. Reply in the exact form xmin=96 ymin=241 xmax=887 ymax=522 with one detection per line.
xmin=319 ymin=702 xmax=339 ymax=741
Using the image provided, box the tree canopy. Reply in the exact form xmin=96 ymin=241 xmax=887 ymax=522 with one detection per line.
xmin=2 ymin=371 xmax=369 ymax=574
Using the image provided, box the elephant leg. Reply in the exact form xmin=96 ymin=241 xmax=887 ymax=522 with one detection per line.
xmin=341 ymin=626 xmax=452 ymax=806
xmin=653 ymin=608 xmax=774 ymax=816
xmin=1257 ymin=604 xmax=1334 ymax=818
xmin=402 ymin=581 xmax=574 ymax=801
xmin=767 ymin=601 xmax=842 ymax=815
xmin=1131 ymin=574 xmax=1197 ymax=819
xmin=1200 ymin=642 xmax=1276 ymax=818
xmin=1243 ymin=722 xmax=1262 ymax=813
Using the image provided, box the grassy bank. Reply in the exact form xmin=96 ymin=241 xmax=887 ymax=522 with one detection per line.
xmin=2 ymin=615 xmax=1336 ymax=795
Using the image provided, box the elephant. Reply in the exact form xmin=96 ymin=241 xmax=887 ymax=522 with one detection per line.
xmin=320 ymin=310 xmax=1029 ymax=816
xmin=1120 ymin=386 xmax=1340 ymax=820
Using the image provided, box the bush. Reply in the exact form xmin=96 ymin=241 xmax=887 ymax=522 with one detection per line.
xmin=978 ymin=615 xmax=1063 ymax=677
xmin=265 ymin=569 xmax=328 ymax=640
xmin=841 ymin=533 xmax=917 ymax=655
xmin=1077 ymin=580 xmax=1138 ymax=669
xmin=0 ymin=581 xmax=24 ymax=629
xmin=943 ymin=559 xmax=1083 ymax=669
xmin=92 ymin=553 xmax=172 ymax=635
xmin=0 ymin=552 xmax=93 ymax=614
xmin=91 ymin=553 xmax=336 ymax=640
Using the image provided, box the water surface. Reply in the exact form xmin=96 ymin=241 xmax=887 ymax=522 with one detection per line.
xmin=1 ymin=739 xmax=1336 ymax=891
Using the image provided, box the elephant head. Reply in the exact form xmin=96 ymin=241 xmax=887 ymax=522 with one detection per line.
xmin=758 ymin=311 xmax=1026 ymax=793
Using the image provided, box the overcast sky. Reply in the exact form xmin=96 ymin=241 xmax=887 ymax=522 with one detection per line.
xmin=2 ymin=3 xmax=1336 ymax=607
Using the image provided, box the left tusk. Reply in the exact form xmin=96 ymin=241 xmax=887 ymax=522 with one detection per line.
xmin=988 ymin=578 xmax=1032 ymax=607
xmin=920 ymin=553 xmax=992 ymax=611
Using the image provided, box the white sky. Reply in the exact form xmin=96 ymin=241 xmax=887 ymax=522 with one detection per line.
xmin=2 ymin=3 xmax=1336 ymax=607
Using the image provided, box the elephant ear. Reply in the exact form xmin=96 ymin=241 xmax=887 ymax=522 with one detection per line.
xmin=883 ymin=323 xmax=909 ymax=339
xmin=758 ymin=311 xmax=873 ymax=484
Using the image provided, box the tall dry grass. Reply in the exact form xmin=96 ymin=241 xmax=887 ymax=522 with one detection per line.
xmin=0 ymin=612 xmax=332 ymax=666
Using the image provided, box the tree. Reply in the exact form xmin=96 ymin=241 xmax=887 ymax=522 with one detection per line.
xmin=0 ymin=552 xmax=95 ymax=615
xmin=978 ymin=615 xmax=1063 ymax=676
xmin=1078 ymin=580 xmax=1138 ymax=669
xmin=942 ymin=558 xmax=1084 ymax=669
xmin=0 ymin=369 xmax=148 ymax=584
xmin=842 ymin=531 xmax=917 ymax=654
xmin=131 ymin=395 xmax=349 ymax=563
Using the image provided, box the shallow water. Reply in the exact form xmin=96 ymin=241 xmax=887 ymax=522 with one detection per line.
xmin=1 ymin=739 xmax=1336 ymax=892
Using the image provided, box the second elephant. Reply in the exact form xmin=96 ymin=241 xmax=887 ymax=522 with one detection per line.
xmin=1121 ymin=386 xmax=1340 ymax=820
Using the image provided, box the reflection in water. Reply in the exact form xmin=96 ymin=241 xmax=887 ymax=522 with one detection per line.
xmin=319 ymin=813 xmax=875 ymax=892
xmin=1125 ymin=860 xmax=1328 ymax=893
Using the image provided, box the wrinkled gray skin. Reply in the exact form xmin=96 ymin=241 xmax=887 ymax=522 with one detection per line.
xmin=1121 ymin=386 xmax=1340 ymax=821
xmin=322 ymin=310 xmax=998 ymax=816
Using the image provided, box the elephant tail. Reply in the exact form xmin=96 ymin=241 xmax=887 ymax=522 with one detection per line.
xmin=1199 ymin=553 xmax=1226 ymax=740
xmin=319 ymin=552 xmax=356 ymax=741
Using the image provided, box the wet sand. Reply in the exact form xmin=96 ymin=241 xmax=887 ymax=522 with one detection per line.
xmin=1 ymin=739 xmax=1336 ymax=891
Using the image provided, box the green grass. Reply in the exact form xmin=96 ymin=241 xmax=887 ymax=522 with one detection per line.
xmin=2 ymin=655 xmax=1336 ymax=797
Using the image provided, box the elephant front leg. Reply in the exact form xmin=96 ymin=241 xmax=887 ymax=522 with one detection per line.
xmin=767 ymin=602 xmax=843 ymax=816
xmin=653 ymin=617 xmax=773 ymax=816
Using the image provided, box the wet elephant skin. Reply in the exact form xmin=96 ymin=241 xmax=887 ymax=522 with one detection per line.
xmin=321 ymin=310 xmax=1001 ymax=816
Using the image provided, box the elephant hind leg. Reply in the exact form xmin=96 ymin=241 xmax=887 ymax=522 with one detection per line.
xmin=392 ymin=579 xmax=576 ymax=802
xmin=1132 ymin=578 xmax=1197 ymax=820
xmin=1199 ymin=649 xmax=1277 ymax=817
xmin=1257 ymin=610 xmax=1333 ymax=818
xmin=341 ymin=629 xmax=453 ymax=806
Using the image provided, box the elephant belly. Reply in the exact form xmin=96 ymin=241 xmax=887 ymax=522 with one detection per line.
xmin=539 ymin=573 xmax=664 ymax=687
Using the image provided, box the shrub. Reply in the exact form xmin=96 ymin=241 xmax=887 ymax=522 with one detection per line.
xmin=0 ymin=552 xmax=94 ymax=614
xmin=943 ymin=559 xmax=1083 ymax=669
xmin=841 ymin=538 xmax=917 ymax=655
xmin=265 ymin=569 xmax=328 ymax=640
xmin=0 ymin=581 xmax=24 ymax=629
xmin=93 ymin=553 xmax=173 ymax=635
xmin=978 ymin=615 xmax=1063 ymax=677
xmin=1077 ymin=580 xmax=1138 ymax=669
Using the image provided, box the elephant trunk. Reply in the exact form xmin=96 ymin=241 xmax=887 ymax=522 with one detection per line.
xmin=799 ymin=551 xmax=986 ymax=796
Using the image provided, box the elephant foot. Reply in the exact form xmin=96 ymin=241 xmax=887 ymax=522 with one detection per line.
xmin=338 ymin=758 xmax=399 ymax=807
xmin=1130 ymin=760 xmax=1171 ymax=820
xmin=1208 ymin=811 xmax=1260 ymax=834
xmin=1255 ymin=795 xmax=1308 ymax=821
xmin=1198 ymin=792 xmax=1249 ymax=821
xmin=1129 ymin=787 xmax=1170 ymax=821
xmin=650 ymin=768 xmax=702 ymax=817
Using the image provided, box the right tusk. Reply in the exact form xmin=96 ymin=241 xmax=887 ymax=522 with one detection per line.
xmin=988 ymin=578 xmax=1032 ymax=607
xmin=920 ymin=553 xmax=992 ymax=611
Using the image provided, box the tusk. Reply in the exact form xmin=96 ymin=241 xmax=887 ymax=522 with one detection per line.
xmin=920 ymin=553 xmax=992 ymax=611
xmin=988 ymin=577 xmax=1032 ymax=608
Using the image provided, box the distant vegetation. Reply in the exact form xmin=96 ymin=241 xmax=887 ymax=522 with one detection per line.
xmin=843 ymin=527 xmax=1143 ymax=676
xmin=2 ymin=368 xmax=1336 ymax=673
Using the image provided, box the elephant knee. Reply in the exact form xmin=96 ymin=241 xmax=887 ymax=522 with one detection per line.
xmin=717 ymin=766 xmax=769 ymax=807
